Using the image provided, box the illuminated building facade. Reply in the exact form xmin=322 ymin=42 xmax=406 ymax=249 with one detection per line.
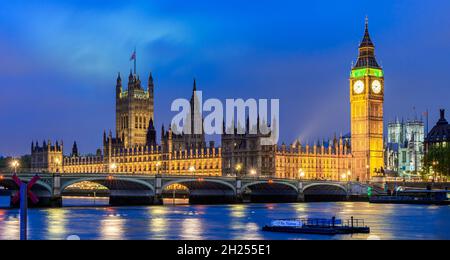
xmin=116 ymin=72 xmax=155 ymax=147
xmin=31 ymin=141 xmax=64 ymax=173
xmin=349 ymin=19 xmax=385 ymax=181
xmin=274 ymin=138 xmax=352 ymax=181
xmin=385 ymin=118 xmax=425 ymax=176
xmin=31 ymin=20 xmax=384 ymax=182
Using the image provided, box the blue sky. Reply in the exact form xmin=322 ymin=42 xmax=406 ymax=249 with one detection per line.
xmin=1 ymin=0 xmax=449 ymax=155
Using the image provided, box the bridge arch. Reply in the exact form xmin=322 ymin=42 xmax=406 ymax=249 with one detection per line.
xmin=241 ymin=180 xmax=299 ymax=203
xmin=302 ymin=183 xmax=348 ymax=202
xmin=242 ymin=181 xmax=299 ymax=193
xmin=162 ymin=178 xmax=236 ymax=194
xmin=302 ymin=183 xmax=347 ymax=193
xmin=162 ymin=178 xmax=237 ymax=204
xmin=61 ymin=177 xmax=155 ymax=193
xmin=0 ymin=178 xmax=52 ymax=195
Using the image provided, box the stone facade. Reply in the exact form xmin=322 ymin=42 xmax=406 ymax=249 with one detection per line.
xmin=385 ymin=118 xmax=425 ymax=176
xmin=31 ymin=21 xmax=385 ymax=182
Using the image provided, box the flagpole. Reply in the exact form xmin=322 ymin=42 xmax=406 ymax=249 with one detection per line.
xmin=134 ymin=47 xmax=137 ymax=75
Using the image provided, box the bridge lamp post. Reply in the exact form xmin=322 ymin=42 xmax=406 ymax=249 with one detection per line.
xmin=109 ymin=163 xmax=117 ymax=174
xmin=298 ymin=169 xmax=305 ymax=180
xmin=189 ymin=166 xmax=196 ymax=176
xmin=366 ymin=164 xmax=370 ymax=182
xmin=235 ymin=164 xmax=242 ymax=178
xmin=11 ymin=160 xmax=20 ymax=174
xmin=55 ymin=158 xmax=61 ymax=173
xmin=249 ymin=169 xmax=257 ymax=177
xmin=156 ymin=162 xmax=161 ymax=176
xmin=347 ymin=171 xmax=352 ymax=181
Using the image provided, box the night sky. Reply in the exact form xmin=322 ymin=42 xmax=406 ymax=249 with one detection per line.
xmin=1 ymin=0 xmax=449 ymax=156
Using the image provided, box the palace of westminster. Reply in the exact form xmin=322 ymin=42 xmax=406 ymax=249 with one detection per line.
xmin=30 ymin=21 xmax=387 ymax=182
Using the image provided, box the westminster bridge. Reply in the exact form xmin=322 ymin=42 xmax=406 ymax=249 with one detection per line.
xmin=2 ymin=172 xmax=447 ymax=207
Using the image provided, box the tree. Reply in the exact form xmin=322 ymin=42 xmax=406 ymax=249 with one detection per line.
xmin=423 ymin=143 xmax=450 ymax=180
xmin=0 ymin=155 xmax=32 ymax=172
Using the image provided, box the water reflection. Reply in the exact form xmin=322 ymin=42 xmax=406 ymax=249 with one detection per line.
xmin=149 ymin=207 xmax=168 ymax=239
xmin=100 ymin=208 xmax=125 ymax=240
xmin=230 ymin=204 xmax=247 ymax=218
xmin=45 ymin=209 xmax=67 ymax=240
xmin=181 ymin=218 xmax=203 ymax=240
xmin=0 ymin=210 xmax=19 ymax=240
xmin=0 ymin=202 xmax=449 ymax=240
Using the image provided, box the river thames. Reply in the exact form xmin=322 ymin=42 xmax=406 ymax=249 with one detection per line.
xmin=0 ymin=199 xmax=449 ymax=240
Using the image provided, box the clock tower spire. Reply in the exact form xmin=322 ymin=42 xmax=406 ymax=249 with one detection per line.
xmin=350 ymin=18 xmax=385 ymax=181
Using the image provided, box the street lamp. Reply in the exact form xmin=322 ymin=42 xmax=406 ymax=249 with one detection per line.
xmin=366 ymin=164 xmax=370 ymax=182
xmin=249 ymin=168 xmax=257 ymax=177
xmin=10 ymin=160 xmax=20 ymax=174
xmin=347 ymin=170 xmax=352 ymax=181
xmin=156 ymin=162 xmax=161 ymax=175
xmin=189 ymin=166 xmax=196 ymax=176
xmin=109 ymin=163 xmax=117 ymax=173
xmin=235 ymin=163 xmax=242 ymax=177
xmin=430 ymin=161 xmax=438 ymax=182
xmin=341 ymin=173 xmax=347 ymax=181
xmin=298 ymin=169 xmax=305 ymax=180
xmin=55 ymin=158 xmax=61 ymax=173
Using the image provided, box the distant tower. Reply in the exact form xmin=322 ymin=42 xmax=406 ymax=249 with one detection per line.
xmin=116 ymin=69 xmax=155 ymax=147
xmin=71 ymin=141 xmax=79 ymax=157
xmin=350 ymin=18 xmax=385 ymax=181
xmin=146 ymin=118 xmax=157 ymax=147
xmin=30 ymin=140 xmax=64 ymax=173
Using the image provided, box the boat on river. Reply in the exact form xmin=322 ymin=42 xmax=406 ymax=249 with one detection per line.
xmin=262 ymin=217 xmax=370 ymax=235
xmin=370 ymin=190 xmax=450 ymax=205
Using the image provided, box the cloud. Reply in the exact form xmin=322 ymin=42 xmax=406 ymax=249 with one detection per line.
xmin=1 ymin=3 xmax=191 ymax=79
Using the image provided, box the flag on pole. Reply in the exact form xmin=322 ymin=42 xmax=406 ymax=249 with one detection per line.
xmin=130 ymin=50 xmax=136 ymax=61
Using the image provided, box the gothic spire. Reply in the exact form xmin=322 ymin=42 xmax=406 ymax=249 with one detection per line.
xmin=149 ymin=72 xmax=154 ymax=83
xmin=360 ymin=16 xmax=374 ymax=48
xmin=354 ymin=17 xmax=380 ymax=69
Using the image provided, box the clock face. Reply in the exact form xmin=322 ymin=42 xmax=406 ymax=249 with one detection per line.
xmin=353 ymin=80 xmax=365 ymax=94
xmin=372 ymin=80 xmax=382 ymax=94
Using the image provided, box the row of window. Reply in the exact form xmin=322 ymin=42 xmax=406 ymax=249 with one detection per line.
xmin=118 ymin=115 xmax=149 ymax=130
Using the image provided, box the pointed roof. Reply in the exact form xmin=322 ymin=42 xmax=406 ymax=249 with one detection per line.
xmin=359 ymin=17 xmax=374 ymax=48
xmin=148 ymin=118 xmax=155 ymax=130
xmin=193 ymin=78 xmax=197 ymax=92
xmin=149 ymin=72 xmax=153 ymax=82
xmin=353 ymin=17 xmax=381 ymax=69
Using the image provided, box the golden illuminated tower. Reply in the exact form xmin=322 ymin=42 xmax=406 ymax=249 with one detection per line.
xmin=350 ymin=18 xmax=384 ymax=181
xmin=116 ymin=71 xmax=155 ymax=147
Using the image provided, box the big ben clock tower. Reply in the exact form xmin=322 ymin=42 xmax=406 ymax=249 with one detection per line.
xmin=350 ymin=18 xmax=384 ymax=181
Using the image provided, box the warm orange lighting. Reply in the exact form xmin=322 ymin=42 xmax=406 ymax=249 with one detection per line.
xmin=298 ymin=169 xmax=305 ymax=179
xmin=268 ymin=179 xmax=274 ymax=184
xmin=197 ymin=178 xmax=204 ymax=182
xmin=109 ymin=163 xmax=117 ymax=172
xmin=10 ymin=160 xmax=19 ymax=168
xmin=0 ymin=175 xmax=4 ymax=181
xmin=107 ymin=175 xmax=114 ymax=181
